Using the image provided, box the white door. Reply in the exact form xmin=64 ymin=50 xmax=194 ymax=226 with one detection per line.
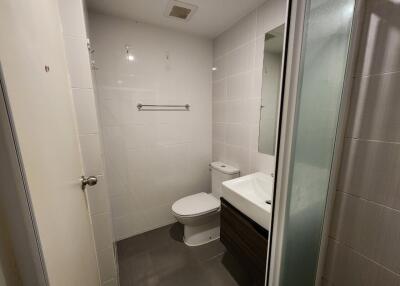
xmin=0 ymin=0 xmax=100 ymax=285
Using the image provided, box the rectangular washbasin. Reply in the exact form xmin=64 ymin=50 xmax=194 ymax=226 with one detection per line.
xmin=222 ymin=172 xmax=273 ymax=230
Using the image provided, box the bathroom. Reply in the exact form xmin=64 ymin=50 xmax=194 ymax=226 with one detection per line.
xmin=1 ymin=0 xmax=400 ymax=285
xmin=86 ymin=0 xmax=282 ymax=284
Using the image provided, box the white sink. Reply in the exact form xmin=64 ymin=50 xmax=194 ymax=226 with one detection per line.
xmin=222 ymin=172 xmax=273 ymax=230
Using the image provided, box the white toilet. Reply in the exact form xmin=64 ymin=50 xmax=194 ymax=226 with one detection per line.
xmin=172 ymin=162 xmax=239 ymax=246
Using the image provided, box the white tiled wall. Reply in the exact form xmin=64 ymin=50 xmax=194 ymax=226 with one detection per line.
xmin=323 ymin=0 xmax=400 ymax=285
xmin=212 ymin=0 xmax=287 ymax=175
xmin=88 ymin=12 xmax=213 ymax=241
xmin=57 ymin=1 xmax=118 ymax=285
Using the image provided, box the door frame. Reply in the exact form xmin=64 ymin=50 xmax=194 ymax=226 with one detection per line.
xmin=0 ymin=63 xmax=48 ymax=285
xmin=267 ymin=0 xmax=307 ymax=284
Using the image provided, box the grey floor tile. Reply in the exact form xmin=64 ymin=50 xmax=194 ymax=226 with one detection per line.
xmin=132 ymin=274 xmax=160 ymax=286
xmin=203 ymin=254 xmax=239 ymax=286
xmin=117 ymin=223 xmax=247 ymax=286
xmin=118 ymin=259 xmax=133 ymax=286
xmin=173 ymin=263 xmax=211 ymax=286
xmin=189 ymin=239 xmax=227 ymax=263
xmin=129 ymin=252 xmax=154 ymax=284
xmin=117 ymin=233 xmax=148 ymax=260
xmin=219 ymin=252 xmax=254 ymax=286
xmin=149 ymin=242 xmax=192 ymax=273
xmin=144 ymin=225 xmax=175 ymax=249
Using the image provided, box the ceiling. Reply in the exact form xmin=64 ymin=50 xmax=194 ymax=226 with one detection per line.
xmin=86 ymin=0 xmax=266 ymax=38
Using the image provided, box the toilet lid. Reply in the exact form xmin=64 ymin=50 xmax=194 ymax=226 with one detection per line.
xmin=172 ymin=192 xmax=220 ymax=217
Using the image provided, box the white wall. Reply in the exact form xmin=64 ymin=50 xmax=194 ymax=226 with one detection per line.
xmin=212 ymin=0 xmax=287 ymax=175
xmin=88 ymin=12 xmax=213 ymax=240
xmin=57 ymin=1 xmax=118 ymax=285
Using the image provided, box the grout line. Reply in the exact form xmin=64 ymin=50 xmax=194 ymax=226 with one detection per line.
xmin=123 ymin=141 xmax=193 ymax=151
xmin=79 ymin=132 xmax=99 ymax=136
xmin=213 ymin=68 xmax=259 ymax=83
xmin=216 ymin=142 xmax=248 ymax=150
xmin=327 ymin=236 xmax=400 ymax=278
xmin=344 ymin=136 xmax=400 ymax=145
xmin=71 ymin=87 xmax=94 ymax=91
xmin=212 ymin=98 xmax=261 ymax=104
xmin=353 ymin=70 xmax=400 ymax=78
xmin=79 ymin=133 xmax=99 ymax=136
xmin=335 ymin=190 xmax=400 ymax=214
xmin=91 ymin=209 xmax=112 ymax=217
xmin=213 ymin=96 xmax=261 ymax=103
xmin=201 ymin=252 xmax=225 ymax=263
xmin=212 ymin=121 xmax=252 ymax=126
xmin=96 ymin=86 xmax=157 ymax=92
xmin=213 ymin=39 xmax=257 ymax=62
xmin=102 ymin=277 xmax=117 ymax=285
xmin=63 ymin=34 xmax=88 ymax=41
xmin=213 ymin=68 xmax=258 ymax=83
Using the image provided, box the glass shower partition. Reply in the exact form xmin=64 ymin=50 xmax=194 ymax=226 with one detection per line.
xmin=278 ymin=0 xmax=356 ymax=285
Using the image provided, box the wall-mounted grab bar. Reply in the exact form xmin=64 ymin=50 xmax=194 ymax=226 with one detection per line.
xmin=137 ymin=104 xmax=190 ymax=111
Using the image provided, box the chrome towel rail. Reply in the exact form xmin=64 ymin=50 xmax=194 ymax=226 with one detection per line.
xmin=137 ymin=103 xmax=190 ymax=111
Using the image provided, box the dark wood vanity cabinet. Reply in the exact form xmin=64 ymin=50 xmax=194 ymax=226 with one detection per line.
xmin=220 ymin=198 xmax=268 ymax=285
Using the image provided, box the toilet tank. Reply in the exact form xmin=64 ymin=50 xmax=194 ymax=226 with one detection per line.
xmin=210 ymin=162 xmax=240 ymax=199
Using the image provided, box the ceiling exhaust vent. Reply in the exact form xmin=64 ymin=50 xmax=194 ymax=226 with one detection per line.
xmin=164 ymin=0 xmax=198 ymax=22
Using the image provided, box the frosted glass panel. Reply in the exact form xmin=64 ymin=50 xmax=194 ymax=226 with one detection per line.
xmin=280 ymin=0 xmax=355 ymax=285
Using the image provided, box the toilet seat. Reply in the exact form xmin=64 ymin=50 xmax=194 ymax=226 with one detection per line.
xmin=172 ymin=192 xmax=220 ymax=217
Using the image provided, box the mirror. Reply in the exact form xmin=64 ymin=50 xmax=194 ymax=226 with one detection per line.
xmin=258 ymin=25 xmax=285 ymax=155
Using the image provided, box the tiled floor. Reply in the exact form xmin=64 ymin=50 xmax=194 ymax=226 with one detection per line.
xmin=117 ymin=223 xmax=254 ymax=286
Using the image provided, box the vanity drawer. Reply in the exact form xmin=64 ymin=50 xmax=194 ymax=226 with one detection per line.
xmin=220 ymin=197 xmax=268 ymax=285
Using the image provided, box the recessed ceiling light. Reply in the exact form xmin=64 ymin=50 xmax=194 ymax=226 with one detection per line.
xmin=212 ymin=67 xmax=217 ymax=71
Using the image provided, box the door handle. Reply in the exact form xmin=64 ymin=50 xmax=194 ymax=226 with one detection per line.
xmin=81 ymin=176 xmax=97 ymax=190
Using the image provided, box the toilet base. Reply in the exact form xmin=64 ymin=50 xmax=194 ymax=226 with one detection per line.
xmin=183 ymin=217 xmax=220 ymax=246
